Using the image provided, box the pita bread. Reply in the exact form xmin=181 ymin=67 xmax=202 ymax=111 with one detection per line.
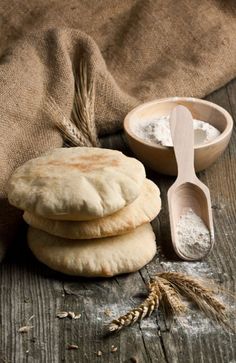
xmin=23 ymin=179 xmax=161 ymax=239
xmin=8 ymin=147 xmax=145 ymax=220
xmin=27 ymin=223 xmax=156 ymax=277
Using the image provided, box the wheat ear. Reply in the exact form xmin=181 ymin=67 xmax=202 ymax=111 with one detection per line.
xmin=47 ymin=97 xmax=92 ymax=147
xmin=46 ymin=58 xmax=99 ymax=147
xmin=72 ymin=58 xmax=99 ymax=147
xmin=157 ymin=272 xmax=228 ymax=326
xmin=158 ymin=278 xmax=187 ymax=315
xmin=109 ymin=282 xmax=161 ymax=332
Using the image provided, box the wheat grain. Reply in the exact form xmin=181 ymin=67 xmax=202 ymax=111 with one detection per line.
xmin=74 ymin=313 xmax=81 ymax=320
xmin=56 ymin=311 xmax=68 ymax=319
xmin=18 ymin=325 xmax=34 ymax=333
xmin=68 ymin=311 xmax=76 ymax=319
xmin=67 ymin=344 xmax=79 ymax=350
xmin=111 ymin=345 xmax=118 ymax=353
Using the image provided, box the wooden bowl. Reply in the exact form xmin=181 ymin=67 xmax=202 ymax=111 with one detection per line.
xmin=124 ymin=97 xmax=233 ymax=176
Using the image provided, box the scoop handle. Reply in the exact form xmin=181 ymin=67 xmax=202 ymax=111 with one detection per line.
xmin=169 ymin=105 xmax=196 ymax=181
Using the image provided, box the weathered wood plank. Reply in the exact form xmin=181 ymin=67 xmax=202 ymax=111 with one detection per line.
xmin=0 ymin=234 xmax=167 ymax=362
xmin=0 ymin=81 xmax=236 ymax=363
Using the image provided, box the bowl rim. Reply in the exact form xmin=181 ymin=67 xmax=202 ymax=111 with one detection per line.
xmin=124 ymin=97 xmax=234 ymax=150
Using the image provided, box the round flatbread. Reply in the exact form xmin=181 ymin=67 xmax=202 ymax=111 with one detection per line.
xmin=8 ymin=147 xmax=145 ymax=220
xmin=27 ymin=223 xmax=156 ymax=277
xmin=23 ymin=179 xmax=161 ymax=239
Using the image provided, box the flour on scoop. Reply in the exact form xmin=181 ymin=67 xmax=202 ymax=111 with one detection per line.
xmin=176 ymin=208 xmax=211 ymax=259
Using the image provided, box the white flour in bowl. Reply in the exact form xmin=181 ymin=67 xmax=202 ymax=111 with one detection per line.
xmin=132 ymin=115 xmax=220 ymax=146
xmin=176 ymin=208 xmax=211 ymax=259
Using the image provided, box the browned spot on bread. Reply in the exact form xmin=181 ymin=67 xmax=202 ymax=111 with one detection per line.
xmin=79 ymin=154 xmax=111 ymax=162
xmin=124 ymin=219 xmax=135 ymax=229
xmin=101 ymin=265 xmax=113 ymax=276
xmin=46 ymin=154 xmax=120 ymax=172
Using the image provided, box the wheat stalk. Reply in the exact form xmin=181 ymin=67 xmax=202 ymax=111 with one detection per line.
xmin=109 ymin=282 xmax=161 ymax=332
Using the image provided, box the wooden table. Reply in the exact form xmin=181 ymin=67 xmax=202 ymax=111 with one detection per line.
xmin=0 ymin=80 xmax=235 ymax=363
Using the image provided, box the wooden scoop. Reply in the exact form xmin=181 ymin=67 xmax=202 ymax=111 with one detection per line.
xmin=167 ymin=105 xmax=214 ymax=260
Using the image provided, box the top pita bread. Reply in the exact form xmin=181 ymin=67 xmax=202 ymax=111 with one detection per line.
xmin=8 ymin=147 xmax=145 ymax=220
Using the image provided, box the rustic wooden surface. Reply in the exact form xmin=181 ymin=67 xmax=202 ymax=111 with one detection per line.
xmin=0 ymin=80 xmax=236 ymax=363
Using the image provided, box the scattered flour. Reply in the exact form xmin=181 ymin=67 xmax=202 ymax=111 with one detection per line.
xmin=172 ymin=311 xmax=221 ymax=335
xmin=159 ymin=260 xmax=212 ymax=278
xmin=176 ymin=208 xmax=211 ymax=259
xmin=132 ymin=115 xmax=220 ymax=146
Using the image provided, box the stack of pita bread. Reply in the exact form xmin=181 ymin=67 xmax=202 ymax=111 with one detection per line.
xmin=8 ymin=147 xmax=161 ymax=277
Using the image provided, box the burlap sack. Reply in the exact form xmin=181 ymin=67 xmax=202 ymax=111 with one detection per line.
xmin=0 ymin=0 xmax=236 ymax=260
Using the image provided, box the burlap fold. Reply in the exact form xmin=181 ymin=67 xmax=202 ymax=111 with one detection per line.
xmin=0 ymin=0 xmax=236 ymax=260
